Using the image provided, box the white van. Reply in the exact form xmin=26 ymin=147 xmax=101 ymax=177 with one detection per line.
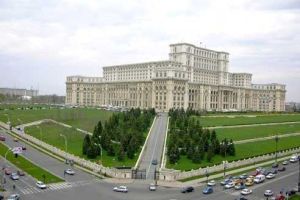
xmin=254 ymin=174 xmax=265 ymax=184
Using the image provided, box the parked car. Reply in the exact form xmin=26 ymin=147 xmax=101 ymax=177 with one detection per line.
xmin=64 ymin=169 xmax=75 ymax=175
xmin=235 ymin=184 xmax=246 ymax=190
xmin=239 ymin=174 xmax=248 ymax=179
xmin=7 ymin=194 xmax=20 ymax=200
xmin=272 ymin=162 xmax=279 ymax=168
xmin=13 ymin=138 xmax=18 ymax=142
xmin=22 ymin=146 xmax=26 ymax=150
xmin=17 ymin=170 xmax=25 ymax=176
xmin=0 ymin=136 xmax=5 ymax=141
xmin=207 ymin=180 xmax=216 ymax=186
xmin=5 ymin=168 xmax=12 ymax=175
xmin=224 ymin=182 xmax=235 ymax=189
xmin=149 ymin=183 xmax=156 ymax=191
xmin=10 ymin=173 xmax=20 ymax=180
xmin=241 ymin=188 xmax=252 ymax=195
xmin=286 ymin=189 xmax=297 ymax=196
xmin=289 ymin=155 xmax=299 ymax=163
xmin=36 ymin=181 xmax=47 ymax=189
xmin=220 ymin=178 xmax=232 ymax=186
xmin=271 ymin=169 xmax=278 ymax=174
xmin=113 ymin=186 xmax=128 ymax=193
xmin=264 ymin=189 xmax=274 ymax=197
xmin=235 ymin=197 xmax=248 ymax=200
xmin=245 ymin=178 xmax=254 ymax=186
xmin=202 ymin=186 xmax=213 ymax=194
xmin=181 ymin=186 xmax=194 ymax=193
xmin=266 ymin=173 xmax=276 ymax=179
xmin=278 ymin=166 xmax=286 ymax=172
xmin=282 ymin=160 xmax=289 ymax=165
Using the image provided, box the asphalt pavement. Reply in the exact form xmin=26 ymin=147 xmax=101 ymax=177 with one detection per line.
xmin=137 ymin=113 xmax=168 ymax=179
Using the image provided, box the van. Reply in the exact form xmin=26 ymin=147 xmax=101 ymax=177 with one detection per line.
xmin=254 ymin=174 xmax=265 ymax=184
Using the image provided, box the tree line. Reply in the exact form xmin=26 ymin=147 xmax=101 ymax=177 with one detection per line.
xmin=82 ymin=108 xmax=156 ymax=162
xmin=167 ymin=108 xmax=235 ymax=164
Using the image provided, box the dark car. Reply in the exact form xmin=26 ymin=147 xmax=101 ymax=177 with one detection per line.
xmin=272 ymin=162 xmax=279 ymax=168
xmin=22 ymin=146 xmax=26 ymax=150
xmin=17 ymin=170 xmax=25 ymax=176
xmin=151 ymin=159 xmax=158 ymax=165
xmin=278 ymin=166 xmax=286 ymax=172
xmin=0 ymin=136 xmax=5 ymax=141
xmin=181 ymin=186 xmax=194 ymax=193
xmin=286 ymin=189 xmax=297 ymax=196
xmin=202 ymin=186 xmax=213 ymax=194
xmin=235 ymin=197 xmax=248 ymax=200
xmin=270 ymin=169 xmax=278 ymax=174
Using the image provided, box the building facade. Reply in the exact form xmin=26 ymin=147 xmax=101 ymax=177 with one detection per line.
xmin=0 ymin=87 xmax=38 ymax=97
xmin=66 ymin=43 xmax=286 ymax=112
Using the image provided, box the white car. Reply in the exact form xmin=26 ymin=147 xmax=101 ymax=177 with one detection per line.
xmin=65 ymin=169 xmax=75 ymax=175
xmin=224 ymin=182 xmax=235 ymax=189
xmin=264 ymin=189 xmax=274 ymax=197
xmin=149 ymin=183 xmax=156 ymax=191
xmin=282 ymin=160 xmax=289 ymax=165
xmin=266 ymin=173 xmax=276 ymax=179
xmin=241 ymin=188 xmax=252 ymax=195
xmin=207 ymin=180 xmax=216 ymax=186
xmin=290 ymin=155 xmax=299 ymax=163
xmin=113 ymin=186 xmax=128 ymax=193
xmin=36 ymin=181 xmax=47 ymax=189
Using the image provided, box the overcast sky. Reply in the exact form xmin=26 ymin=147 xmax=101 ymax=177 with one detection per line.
xmin=0 ymin=0 xmax=299 ymax=101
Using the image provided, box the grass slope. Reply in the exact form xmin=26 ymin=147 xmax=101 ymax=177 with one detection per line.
xmin=197 ymin=114 xmax=300 ymax=127
xmin=0 ymin=108 xmax=113 ymax=132
xmin=167 ymin=135 xmax=300 ymax=171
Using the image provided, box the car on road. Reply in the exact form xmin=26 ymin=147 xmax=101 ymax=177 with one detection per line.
xmin=181 ymin=186 xmax=194 ymax=193
xmin=22 ymin=146 xmax=26 ymax=150
xmin=235 ymin=197 xmax=248 ymax=200
xmin=277 ymin=166 xmax=286 ymax=172
xmin=235 ymin=184 xmax=246 ymax=190
xmin=270 ymin=169 xmax=278 ymax=174
xmin=254 ymin=174 xmax=265 ymax=183
xmin=224 ymin=182 xmax=235 ymax=189
xmin=17 ymin=170 xmax=25 ymax=176
xmin=202 ymin=186 xmax=213 ymax=194
xmin=10 ymin=173 xmax=20 ymax=180
xmin=5 ymin=168 xmax=12 ymax=175
xmin=266 ymin=173 xmax=276 ymax=179
xmin=207 ymin=180 xmax=216 ymax=186
xmin=245 ymin=178 xmax=254 ymax=186
xmin=113 ymin=186 xmax=128 ymax=193
xmin=272 ymin=162 xmax=279 ymax=168
xmin=282 ymin=160 xmax=288 ymax=165
xmin=239 ymin=174 xmax=248 ymax=179
xmin=289 ymin=155 xmax=298 ymax=163
xmin=0 ymin=136 xmax=5 ymax=141
xmin=241 ymin=188 xmax=252 ymax=195
xmin=220 ymin=178 xmax=232 ymax=186
xmin=151 ymin=159 xmax=158 ymax=165
xmin=149 ymin=183 xmax=156 ymax=191
xmin=7 ymin=194 xmax=20 ymax=200
xmin=13 ymin=138 xmax=18 ymax=142
xmin=36 ymin=181 xmax=47 ymax=189
xmin=65 ymin=169 xmax=75 ymax=175
xmin=264 ymin=189 xmax=274 ymax=197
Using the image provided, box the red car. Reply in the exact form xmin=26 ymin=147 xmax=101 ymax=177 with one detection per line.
xmin=4 ymin=168 xmax=12 ymax=175
xmin=0 ymin=136 xmax=5 ymax=141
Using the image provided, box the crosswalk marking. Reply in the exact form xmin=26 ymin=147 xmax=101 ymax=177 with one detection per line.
xmin=20 ymin=181 xmax=92 ymax=195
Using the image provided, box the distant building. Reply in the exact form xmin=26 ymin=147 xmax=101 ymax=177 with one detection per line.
xmin=0 ymin=88 xmax=38 ymax=97
xmin=66 ymin=42 xmax=286 ymax=112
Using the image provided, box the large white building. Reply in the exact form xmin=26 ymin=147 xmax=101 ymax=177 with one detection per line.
xmin=66 ymin=43 xmax=286 ymax=112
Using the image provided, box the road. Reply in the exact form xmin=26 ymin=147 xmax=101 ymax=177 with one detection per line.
xmin=137 ymin=113 xmax=168 ymax=179
xmin=1 ymin=125 xmax=300 ymax=200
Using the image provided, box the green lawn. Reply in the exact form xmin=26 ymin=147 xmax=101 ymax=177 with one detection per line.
xmin=196 ymin=114 xmax=300 ymax=127
xmin=0 ymin=107 xmax=113 ymax=132
xmin=290 ymin=195 xmax=300 ymax=200
xmin=0 ymin=142 xmax=63 ymax=184
xmin=216 ymin=123 xmax=300 ymax=141
xmin=167 ymin=135 xmax=300 ymax=171
xmin=25 ymin=122 xmax=140 ymax=167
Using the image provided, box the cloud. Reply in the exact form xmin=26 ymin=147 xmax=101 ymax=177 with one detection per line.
xmin=0 ymin=0 xmax=299 ymax=101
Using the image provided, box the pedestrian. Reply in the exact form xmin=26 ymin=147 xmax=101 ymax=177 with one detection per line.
xmin=13 ymin=184 xmax=15 ymax=190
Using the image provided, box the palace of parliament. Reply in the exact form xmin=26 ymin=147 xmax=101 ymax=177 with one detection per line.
xmin=66 ymin=43 xmax=286 ymax=112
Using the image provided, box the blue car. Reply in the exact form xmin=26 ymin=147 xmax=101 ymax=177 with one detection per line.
xmin=203 ymin=186 xmax=213 ymax=194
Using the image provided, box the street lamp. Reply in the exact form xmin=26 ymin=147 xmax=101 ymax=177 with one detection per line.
xmin=275 ymin=134 xmax=279 ymax=164
xmin=298 ymin=155 xmax=300 ymax=192
xmin=60 ymin=134 xmax=68 ymax=163
xmin=205 ymin=169 xmax=209 ymax=184
xmin=220 ymin=141 xmax=227 ymax=177
xmin=36 ymin=126 xmax=43 ymax=141
xmin=17 ymin=118 xmax=23 ymax=132
xmin=94 ymin=143 xmax=103 ymax=164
